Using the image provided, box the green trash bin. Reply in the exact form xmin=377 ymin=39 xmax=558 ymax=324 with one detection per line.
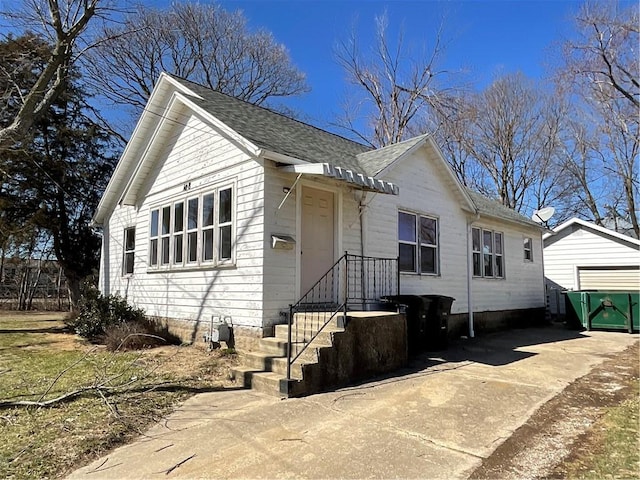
xmin=565 ymin=291 xmax=639 ymax=333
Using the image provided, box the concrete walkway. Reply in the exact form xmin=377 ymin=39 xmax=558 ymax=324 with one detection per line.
xmin=69 ymin=326 xmax=639 ymax=479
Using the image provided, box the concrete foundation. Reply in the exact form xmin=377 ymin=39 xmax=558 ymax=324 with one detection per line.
xmin=450 ymin=307 xmax=548 ymax=337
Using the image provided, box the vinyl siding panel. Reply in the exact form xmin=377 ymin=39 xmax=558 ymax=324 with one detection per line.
xmin=102 ymin=112 xmax=266 ymax=331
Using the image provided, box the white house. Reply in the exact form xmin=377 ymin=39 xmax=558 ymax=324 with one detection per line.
xmin=543 ymin=217 xmax=640 ymax=316
xmin=93 ymin=73 xmax=546 ymax=349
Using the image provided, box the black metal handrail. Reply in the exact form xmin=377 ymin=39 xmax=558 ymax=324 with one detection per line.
xmin=286 ymin=253 xmax=399 ymax=381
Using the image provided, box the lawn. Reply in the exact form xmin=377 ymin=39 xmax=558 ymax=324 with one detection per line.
xmin=0 ymin=311 xmax=238 ymax=479
xmin=563 ymin=381 xmax=640 ymax=479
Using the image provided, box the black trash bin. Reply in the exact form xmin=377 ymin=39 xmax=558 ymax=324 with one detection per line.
xmin=421 ymin=295 xmax=454 ymax=351
xmin=384 ymin=295 xmax=455 ymax=354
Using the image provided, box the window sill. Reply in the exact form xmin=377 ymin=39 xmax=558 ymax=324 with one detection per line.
xmin=146 ymin=263 xmax=237 ymax=274
xmin=400 ymin=271 xmax=440 ymax=277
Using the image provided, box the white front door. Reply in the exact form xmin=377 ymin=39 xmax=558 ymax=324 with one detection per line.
xmin=301 ymin=186 xmax=335 ymax=296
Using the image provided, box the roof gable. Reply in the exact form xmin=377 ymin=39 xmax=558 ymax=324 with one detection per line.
xmin=544 ymin=217 xmax=640 ymax=249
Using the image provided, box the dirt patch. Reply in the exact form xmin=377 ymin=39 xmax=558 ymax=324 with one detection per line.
xmin=469 ymin=341 xmax=639 ymax=480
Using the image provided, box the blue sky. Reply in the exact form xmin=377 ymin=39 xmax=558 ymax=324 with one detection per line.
xmin=217 ymin=0 xmax=584 ymax=126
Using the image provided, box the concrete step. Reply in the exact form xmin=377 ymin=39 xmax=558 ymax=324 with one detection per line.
xmin=292 ymin=312 xmax=346 ymax=329
xmin=249 ymin=371 xmax=288 ymax=397
xmin=229 ymin=365 xmax=261 ymax=388
xmin=239 ymin=351 xmax=283 ymax=372
xmin=273 ymin=324 xmax=344 ymax=343
xmin=258 ymin=336 xmax=292 ymax=356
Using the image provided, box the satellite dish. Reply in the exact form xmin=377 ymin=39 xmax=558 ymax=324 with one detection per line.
xmin=532 ymin=206 xmax=555 ymax=224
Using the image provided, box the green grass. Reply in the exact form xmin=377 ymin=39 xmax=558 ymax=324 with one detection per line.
xmin=0 ymin=312 xmax=236 ymax=479
xmin=564 ymin=382 xmax=640 ymax=479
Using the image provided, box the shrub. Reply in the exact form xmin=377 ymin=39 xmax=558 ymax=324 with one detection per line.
xmin=69 ymin=289 xmax=146 ymax=341
xmin=103 ymin=317 xmax=181 ymax=351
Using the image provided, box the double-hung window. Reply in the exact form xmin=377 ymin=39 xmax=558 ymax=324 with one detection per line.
xmin=398 ymin=211 xmax=439 ymax=274
xmin=523 ymin=237 xmax=533 ymax=262
xmin=472 ymin=227 xmax=504 ymax=278
xmin=148 ymin=184 xmax=234 ymax=269
xmin=122 ymin=227 xmax=135 ymax=275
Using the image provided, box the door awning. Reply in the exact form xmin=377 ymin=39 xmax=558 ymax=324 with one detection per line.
xmin=278 ymin=163 xmax=399 ymax=195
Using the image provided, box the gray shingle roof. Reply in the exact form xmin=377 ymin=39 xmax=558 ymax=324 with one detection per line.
xmin=170 ymin=75 xmax=371 ymax=173
xmin=170 ymin=75 xmax=539 ymax=230
xmin=356 ymin=134 xmax=429 ymax=176
xmin=465 ymin=189 xmax=541 ymax=228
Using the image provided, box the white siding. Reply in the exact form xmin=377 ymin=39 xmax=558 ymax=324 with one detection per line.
xmin=544 ymin=225 xmax=640 ymax=290
xmin=262 ymin=162 xmax=362 ymax=326
xmin=102 ymin=112 xmax=266 ymax=331
xmin=469 ymin=217 xmax=545 ymax=312
xmin=366 ymin=144 xmax=545 ymax=314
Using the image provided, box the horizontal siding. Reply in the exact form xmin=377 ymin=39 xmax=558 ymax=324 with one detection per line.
xmin=103 ymin=113 xmax=266 ymax=330
xmin=261 ymin=162 xmax=363 ymax=327
xmin=544 ymin=227 xmax=640 ymax=290
xmin=470 ymin=217 xmax=545 ymax=312
xmin=367 ymin=146 xmax=470 ymax=314
xmin=367 ymin=144 xmax=544 ymax=314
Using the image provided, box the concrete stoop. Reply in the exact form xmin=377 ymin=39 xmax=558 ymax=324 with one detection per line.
xmin=230 ymin=313 xmax=346 ymax=397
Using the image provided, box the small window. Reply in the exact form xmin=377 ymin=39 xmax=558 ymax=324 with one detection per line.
xmin=123 ymin=227 xmax=135 ymax=275
xmin=218 ymin=188 xmax=233 ymax=260
xmin=483 ymin=230 xmax=493 ymax=277
xmin=202 ymin=193 xmax=215 ymax=261
xmin=495 ymin=232 xmax=504 ymax=278
xmin=173 ymin=202 xmax=184 ymax=265
xmin=523 ymin=237 xmax=533 ymax=262
xmin=149 ymin=209 xmax=159 ymax=266
xmin=472 ymin=227 xmax=482 ymax=276
xmin=161 ymin=206 xmax=171 ymax=265
xmin=187 ymin=197 xmax=199 ymax=263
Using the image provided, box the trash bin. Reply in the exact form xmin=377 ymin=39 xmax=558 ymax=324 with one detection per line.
xmin=383 ymin=295 xmax=455 ymax=354
xmin=421 ymin=295 xmax=455 ymax=350
xmin=565 ymin=291 xmax=638 ymax=333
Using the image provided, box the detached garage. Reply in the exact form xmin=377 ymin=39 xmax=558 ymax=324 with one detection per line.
xmin=543 ymin=217 xmax=640 ymax=316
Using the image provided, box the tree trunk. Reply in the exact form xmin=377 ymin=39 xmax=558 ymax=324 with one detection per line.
xmin=66 ymin=274 xmax=82 ymax=312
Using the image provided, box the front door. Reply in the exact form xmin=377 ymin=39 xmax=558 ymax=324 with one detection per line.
xmin=301 ymin=186 xmax=335 ymax=296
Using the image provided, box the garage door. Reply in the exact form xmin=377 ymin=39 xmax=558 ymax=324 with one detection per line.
xmin=578 ymin=266 xmax=640 ymax=290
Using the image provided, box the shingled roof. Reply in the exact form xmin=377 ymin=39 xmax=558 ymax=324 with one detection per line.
xmin=170 ymin=75 xmax=371 ymax=174
xmin=465 ymin=189 xmax=541 ymax=228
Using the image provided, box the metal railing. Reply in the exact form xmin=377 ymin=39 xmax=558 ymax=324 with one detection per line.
xmin=286 ymin=253 xmax=399 ymax=381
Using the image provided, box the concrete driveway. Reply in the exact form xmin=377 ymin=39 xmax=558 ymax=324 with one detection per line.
xmin=68 ymin=326 xmax=639 ymax=479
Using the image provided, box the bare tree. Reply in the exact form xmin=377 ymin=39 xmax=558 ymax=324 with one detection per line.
xmin=444 ymin=73 xmax=565 ymax=214
xmin=0 ymin=0 xmax=112 ymax=149
xmin=84 ymin=2 xmax=308 ymax=123
xmin=335 ymin=12 xmax=458 ymax=147
xmin=558 ymin=0 xmax=639 ymax=236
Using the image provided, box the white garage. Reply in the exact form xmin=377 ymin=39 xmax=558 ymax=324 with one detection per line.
xmin=543 ymin=217 xmax=640 ymax=316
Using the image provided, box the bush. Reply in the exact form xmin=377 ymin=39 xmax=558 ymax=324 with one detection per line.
xmin=69 ymin=289 xmax=146 ymax=341
xmin=103 ymin=317 xmax=181 ymax=351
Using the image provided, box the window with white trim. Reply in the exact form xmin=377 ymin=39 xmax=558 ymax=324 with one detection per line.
xmin=523 ymin=237 xmax=533 ymax=262
xmin=472 ymin=227 xmax=504 ymax=278
xmin=398 ymin=211 xmax=439 ymax=274
xmin=148 ymin=185 xmax=234 ymax=269
xmin=122 ymin=227 xmax=135 ymax=275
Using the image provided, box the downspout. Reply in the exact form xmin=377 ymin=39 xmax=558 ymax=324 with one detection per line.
xmin=359 ymin=191 xmax=367 ymax=256
xmin=466 ymin=215 xmax=479 ymax=338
